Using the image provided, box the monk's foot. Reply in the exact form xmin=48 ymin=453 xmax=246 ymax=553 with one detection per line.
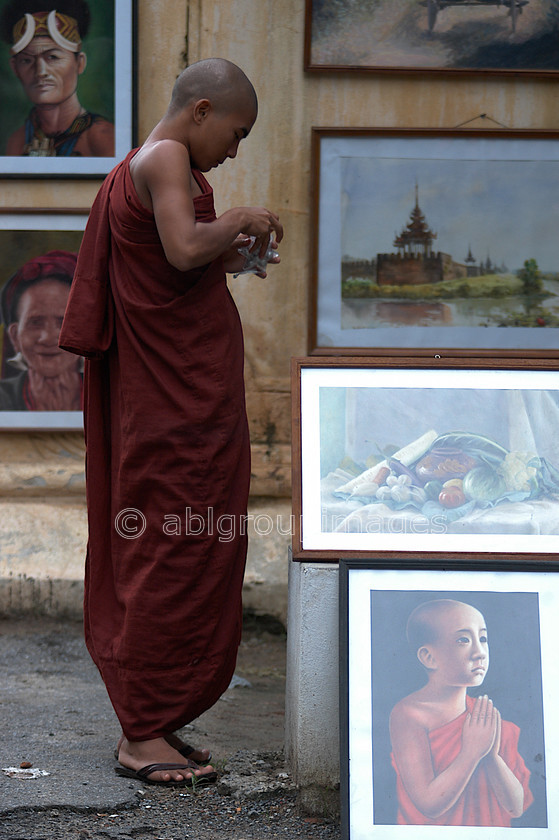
xmin=117 ymin=736 xmax=216 ymax=784
xmin=115 ymin=732 xmax=212 ymax=765
xmin=165 ymin=731 xmax=212 ymax=765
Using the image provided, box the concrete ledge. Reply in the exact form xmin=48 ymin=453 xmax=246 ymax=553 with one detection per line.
xmin=285 ymin=559 xmax=340 ymax=815
xmin=0 ymin=575 xmax=84 ymax=619
xmin=0 ymin=432 xmax=291 ymax=624
xmin=0 ymin=432 xmax=85 ymax=497
xmin=0 ymin=497 xmax=291 ymax=625
xmin=0 ymin=498 xmax=87 ymax=580
xmin=243 ymin=497 xmax=291 ymax=624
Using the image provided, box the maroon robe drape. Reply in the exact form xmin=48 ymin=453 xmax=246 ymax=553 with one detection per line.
xmin=391 ymin=695 xmax=534 ymax=826
xmin=59 ymin=151 xmax=251 ymax=740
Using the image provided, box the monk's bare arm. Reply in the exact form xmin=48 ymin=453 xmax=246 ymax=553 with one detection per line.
xmin=484 ymin=710 xmax=525 ymax=817
xmin=390 ymin=695 xmax=498 ymax=820
xmin=134 ymin=140 xmax=283 ymax=271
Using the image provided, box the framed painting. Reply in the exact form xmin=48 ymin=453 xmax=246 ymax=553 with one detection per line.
xmin=310 ymin=128 xmax=559 ymax=354
xmin=304 ymin=0 xmax=559 ymax=75
xmin=0 ymin=0 xmax=136 ymax=178
xmin=0 ymin=209 xmax=86 ymax=429
xmin=292 ymin=355 xmax=559 ymax=560
xmin=339 ymin=560 xmax=556 ymax=839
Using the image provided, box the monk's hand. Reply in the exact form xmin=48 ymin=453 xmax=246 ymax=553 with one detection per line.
xmin=461 ymin=695 xmax=498 ymax=762
xmin=221 ymin=235 xmax=253 ymax=273
xmin=253 ymin=231 xmax=273 ymax=260
xmin=246 ymin=230 xmax=281 ymax=278
xmin=240 ymin=207 xmax=283 ymax=244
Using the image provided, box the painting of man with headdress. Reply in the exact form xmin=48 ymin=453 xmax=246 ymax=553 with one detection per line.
xmin=0 ymin=0 xmax=114 ymax=157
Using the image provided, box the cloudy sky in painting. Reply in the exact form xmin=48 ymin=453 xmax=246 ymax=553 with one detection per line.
xmin=341 ymin=156 xmax=559 ymax=272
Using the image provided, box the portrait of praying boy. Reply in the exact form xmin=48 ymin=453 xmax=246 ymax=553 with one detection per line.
xmin=388 ymin=597 xmax=536 ymax=827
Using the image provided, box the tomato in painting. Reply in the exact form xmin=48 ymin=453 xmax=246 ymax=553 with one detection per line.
xmin=438 ymin=486 xmax=466 ymax=508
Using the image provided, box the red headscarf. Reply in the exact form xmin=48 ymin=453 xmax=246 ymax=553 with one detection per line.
xmin=1 ymin=250 xmax=78 ymax=378
xmin=1 ymin=250 xmax=77 ymax=326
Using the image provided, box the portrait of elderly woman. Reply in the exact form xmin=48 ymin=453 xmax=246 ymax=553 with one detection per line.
xmin=0 ymin=0 xmax=114 ymax=156
xmin=0 ymin=251 xmax=82 ymax=411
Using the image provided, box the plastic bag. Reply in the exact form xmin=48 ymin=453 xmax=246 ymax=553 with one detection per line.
xmin=233 ymin=234 xmax=279 ymax=277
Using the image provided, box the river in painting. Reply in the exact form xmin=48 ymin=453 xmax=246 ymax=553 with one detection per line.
xmin=341 ymin=277 xmax=559 ymax=329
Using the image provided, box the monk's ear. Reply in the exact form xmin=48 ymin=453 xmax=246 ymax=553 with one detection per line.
xmin=417 ymin=645 xmax=436 ymax=670
xmin=193 ymin=99 xmax=212 ymax=124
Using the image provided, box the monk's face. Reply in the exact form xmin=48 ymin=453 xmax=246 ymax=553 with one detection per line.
xmin=10 ymin=36 xmax=86 ymax=107
xmin=420 ymin=603 xmax=489 ymax=687
xmin=8 ymin=279 xmax=77 ymax=378
xmin=191 ymin=100 xmax=256 ymax=172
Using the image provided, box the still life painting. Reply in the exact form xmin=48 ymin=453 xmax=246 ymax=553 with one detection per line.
xmin=295 ymin=360 xmax=559 ymax=556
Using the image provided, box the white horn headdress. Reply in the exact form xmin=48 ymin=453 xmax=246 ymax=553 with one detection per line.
xmin=11 ymin=13 xmax=35 ymax=54
xmin=11 ymin=10 xmax=81 ymax=55
xmin=47 ymin=10 xmax=80 ymax=51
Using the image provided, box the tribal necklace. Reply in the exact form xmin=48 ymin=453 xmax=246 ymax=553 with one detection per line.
xmin=23 ymin=108 xmax=97 ymax=156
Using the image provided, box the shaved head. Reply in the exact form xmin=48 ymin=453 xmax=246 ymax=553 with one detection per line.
xmin=169 ymin=58 xmax=257 ymax=117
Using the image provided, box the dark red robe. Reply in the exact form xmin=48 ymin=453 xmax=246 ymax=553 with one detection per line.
xmin=59 ymin=151 xmax=250 ymax=740
xmin=391 ymin=695 xmax=534 ymax=826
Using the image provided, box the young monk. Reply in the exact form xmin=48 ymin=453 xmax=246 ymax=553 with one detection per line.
xmin=58 ymin=58 xmax=283 ymax=786
xmin=389 ymin=598 xmax=533 ymax=826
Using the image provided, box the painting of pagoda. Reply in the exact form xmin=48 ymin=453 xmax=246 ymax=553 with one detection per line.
xmin=376 ymin=186 xmax=472 ymax=286
xmin=329 ymin=140 xmax=559 ymax=347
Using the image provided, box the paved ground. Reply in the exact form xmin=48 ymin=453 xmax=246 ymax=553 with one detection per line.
xmin=0 ymin=615 xmax=340 ymax=840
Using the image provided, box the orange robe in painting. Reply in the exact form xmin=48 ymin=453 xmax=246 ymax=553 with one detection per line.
xmin=392 ymin=695 xmax=534 ymax=826
xmin=59 ymin=151 xmax=250 ymax=740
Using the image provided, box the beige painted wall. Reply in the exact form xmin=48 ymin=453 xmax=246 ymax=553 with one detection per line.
xmin=186 ymin=0 xmax=559 ymax=487
xmin=1 ymin=0 xmax=557 ymax=616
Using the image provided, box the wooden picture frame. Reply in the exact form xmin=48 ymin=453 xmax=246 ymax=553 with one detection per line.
xmin=309 ymin=128 xmax=559 ymax=355
xmin=0 ymin=208 xmax=87 ymax=430
xmin=0 ymin=0 xmax=136 ymax=178
xmin=339 ymin=559 xmax=555 ymax=838
xmin=292 ymin=355 xmax=559 ymax=560
xmin=305 ymin=0 xmax=559 ymax=76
